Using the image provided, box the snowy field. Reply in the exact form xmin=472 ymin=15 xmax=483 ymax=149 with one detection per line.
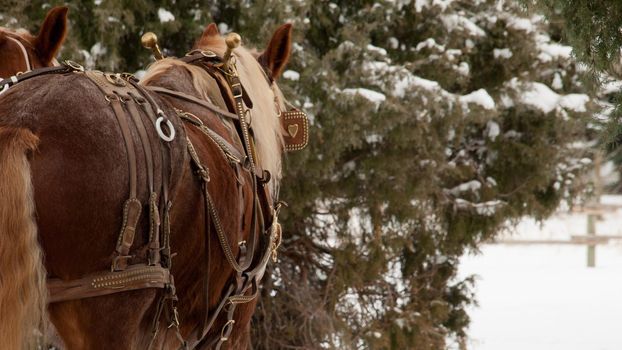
xmin=460 ymin=198 xmax=622 ymax=350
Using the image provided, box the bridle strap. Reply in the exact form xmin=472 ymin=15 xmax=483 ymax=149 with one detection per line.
xmin=6 ymin=36 xmax=32 ymax=72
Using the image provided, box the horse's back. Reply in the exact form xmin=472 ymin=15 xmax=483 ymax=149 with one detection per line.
xmin=1 ymin=75 xmax=128 ymax=275
xmin=0 ymin=73 xmax=192 ymax=348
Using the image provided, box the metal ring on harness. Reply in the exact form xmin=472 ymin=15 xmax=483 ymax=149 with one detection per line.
xmin=156 ymin=113 xmax=176 ymax=142
xmin=199 ymin=50 xmax=217 ymax=58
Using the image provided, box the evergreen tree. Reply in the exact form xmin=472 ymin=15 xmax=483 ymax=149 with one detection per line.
xmin=1 ymin=0 xmax=214 ymax=70
xmin=528 ymin=1 xmax=622 ymax=74
xmin=528 ymin=0 xmax=622 ymax=190
xmin=1 ymin=1 xmax=601 ymax=348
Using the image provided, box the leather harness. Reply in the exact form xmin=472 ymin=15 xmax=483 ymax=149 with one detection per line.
xmin=0 ymin=51 xmax=307 ymax=349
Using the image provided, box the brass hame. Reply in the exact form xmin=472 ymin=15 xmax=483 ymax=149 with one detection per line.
xmin=141 ymin=32 xmax=164 ymax=60
xmin=223 ymin=32 xmax=241 ymax=72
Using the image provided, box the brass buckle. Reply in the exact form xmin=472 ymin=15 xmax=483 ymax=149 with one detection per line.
xmin=105 ymin=73 xmax=127 ymax=87
xmin=271 ymin=222 xmax=282 ymax=262
xmin=105 ymin=94 xmax=120 ymax=103
xmin=231 ymin=83 xmax=243 ymax=98
xmin=120 ymin=72 xmax=138 ymax=82
xmin=64 ymin=60 xmax=85 ymax=72
xmin=167 ymin=306 xmax=181 ymax=329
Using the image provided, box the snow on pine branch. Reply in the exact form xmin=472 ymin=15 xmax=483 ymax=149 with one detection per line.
xmin=441 ymin=13 xmax=486 ymax=37
xmin=158 ymin=8 xmax=175 ymax=23
xmin=455 ymin=199 xmax=505 ymax=216
xmin=341 ymin=88 xmax=386 ymax=109
xmin=359 ymin=59 xmax=497 ymax=112
xmin=510 ymin=79 xmax=590 ymax=113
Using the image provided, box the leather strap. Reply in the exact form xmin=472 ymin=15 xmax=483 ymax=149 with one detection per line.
xmin=126 ymin=98 xmax=163 ymax=265
xmin=0 ymin=64 xmax=73 ymax=89
xmin=47 ymin=264 xmax=171 ymax=303
xmin=178 ymin=111 xmax=245 ymax=165
xmin=127 ymin=101 xmax=155 ymax=193
xmin=85 ymin=71 xmax=143 ymax=271
xmin=228 ymin=74 xmax=257 ymax=175
xmin=109 ymin=97 xmax=139 ymax=198
xmin=179 ymin=50 xmax=221 ymax=65
xmin=130 ymin=81 xmax=175 ymax=268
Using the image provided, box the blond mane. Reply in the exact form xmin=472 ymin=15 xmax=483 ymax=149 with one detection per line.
xmin=141 ymin=39 xmax=285 ymax=191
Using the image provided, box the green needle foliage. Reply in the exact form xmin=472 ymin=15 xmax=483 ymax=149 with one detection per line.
xmin=528 ymin=0 xmax=622 ymax=189
xmin=1 ymin=1 xmax=602 ymax=348
xmin=529 ymin=0 xmax=622 ymax=73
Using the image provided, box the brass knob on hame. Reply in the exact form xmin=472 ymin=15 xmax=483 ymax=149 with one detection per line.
xmin=225 ymin=33 xmax=241 ymax=50
xmin=223 ymin=32 xmax=241 ymax=70
xmin=141 ymin=32 xmax=164 ymax=60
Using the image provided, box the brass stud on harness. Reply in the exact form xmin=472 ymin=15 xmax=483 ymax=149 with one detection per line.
xmin=223 ymin=32 xmax=241 ymax=71
xmin=141 ymin=32 xmax=164 ymax=60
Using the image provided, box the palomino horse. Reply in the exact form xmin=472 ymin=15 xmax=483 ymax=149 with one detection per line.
xmin=0 ymin=19 xmax=303 ymax=349
xmin=0 ymin=6 xmax=68 ymax=78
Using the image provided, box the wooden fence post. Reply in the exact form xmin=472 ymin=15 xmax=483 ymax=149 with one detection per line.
xmin=587 ymin=213 xmax=596 ymax=268
xmin=587 ymin=152 xmax=602 ymax=268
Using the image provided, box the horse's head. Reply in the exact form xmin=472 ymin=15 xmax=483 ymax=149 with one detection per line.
xmin=194 ymin=23 xmax=294 ymax=186
xmin=0 ymin=6 xmax=68 ymax=78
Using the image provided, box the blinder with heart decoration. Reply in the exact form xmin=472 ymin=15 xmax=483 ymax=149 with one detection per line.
xmin=281 ymin=109 xmax=308 ymax=151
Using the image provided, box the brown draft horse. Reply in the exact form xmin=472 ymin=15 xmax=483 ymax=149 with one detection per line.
xmin=0 ymin=6 xmax=68 ymax=78
xmin=0 ymin=18 xmax=294 ymax=350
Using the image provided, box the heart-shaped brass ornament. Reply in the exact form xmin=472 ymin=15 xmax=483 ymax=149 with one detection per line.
xmin=288 ymin=124 xmax=299 ymax=138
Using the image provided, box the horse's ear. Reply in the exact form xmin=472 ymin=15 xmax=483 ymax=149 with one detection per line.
xmin=203 ymin=23 xmax=220 ymax=38
xmin=258 ymin=23 xmax=293 ymax=81
xmin=34 ymin=6 xmax=68 ymax=64
xmin=194 ymin=23 xmax=220 ymax=49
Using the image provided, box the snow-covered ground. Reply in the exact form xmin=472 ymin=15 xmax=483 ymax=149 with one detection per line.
xmin=460 ymin=197 xmax=622 ymax=350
